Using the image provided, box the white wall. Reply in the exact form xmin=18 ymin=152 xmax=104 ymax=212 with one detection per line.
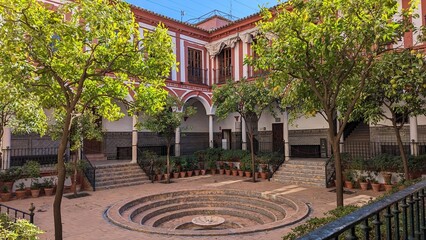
xmin=102 ymin=103 xmax=132 ymax=132
xmin=180 ymin=101 xmax=209 ymax=132
xmin=288 ymin=113 xmax=328 ymax=130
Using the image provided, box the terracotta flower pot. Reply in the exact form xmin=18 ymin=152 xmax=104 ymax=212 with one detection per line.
xmin=225 ymin=170 xmax=231 ymax=175
xmin=15 ymin=190 xmax=26 ymax=200
xmin=4 ymin=182 xmax=14 ymax=192
xmin=44 ymin=188 xmax=54 ymax=196
xmin=173 ymin=172 xmax=180 ymax=179
xmin=200 ymin=170 xmax=206 ymax=175
xmin=0 ymin=192 xmax=11 ymax=202
xmin=187 ymin=171 xmax=193 ymax=177
xmin=345 ymin=181 xmax=354 ymax=189
xmin=232 ymin=170 xmax=238 ymax=176
xmin=194 ymin=170 xmax=200 ymax=176
xmin=210 ymin=169 xmax=216 ymax=175
xmin=219 ymin=169 xmax=225 ymax=175
xmin=238 ymin=170 xmax=244 ymax=177
xmin=371 ymin=183 xmax=381 ymax=192
xmin=260 ymin=172 xmax=268 ymax=179
xmin=245 ymin=171 xmax=252 ymax=177
xmin=180 ymin=171 xmax=186 ymax=178
xmin=384 ymin=184 xmax=393 ymax=192
xmin=157 ymin=174 xmax=163 ymax=181
xmin=31 ymin=189 xmax=40 ymax=198
xmin=164 ymin=173 xmax=170 ymax=181
xmin=359 ymin=182 xmax=369 ymax=191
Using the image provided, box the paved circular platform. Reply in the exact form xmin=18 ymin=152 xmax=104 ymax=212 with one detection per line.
xmin=105 ymin=189 xmax=309 ymax=236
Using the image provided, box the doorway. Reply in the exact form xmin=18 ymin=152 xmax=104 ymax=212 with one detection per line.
xmin=221 ymin=129 xmax=231 ymax=150
xmin=272 ymin=123 xmax=284 ymax=153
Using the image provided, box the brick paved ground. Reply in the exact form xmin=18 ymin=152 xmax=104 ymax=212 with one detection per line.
xmin=5 ymin=175 xmax=381 ymax=240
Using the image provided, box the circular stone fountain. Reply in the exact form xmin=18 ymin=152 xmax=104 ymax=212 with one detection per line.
xmin=105 ymin=189 xmax=309 ymax=236
xmin=192 ymin=216 xmax=225 ymax=229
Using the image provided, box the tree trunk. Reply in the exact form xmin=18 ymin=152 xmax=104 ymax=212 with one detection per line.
xmin=166 ymin=144 xmax=170 ymax=184
xmin=327 ymin=122 xmax=344 ymax=207
xmin=248 ymin=131 xmax=256 ymax=183
xmin=392 ymin=124 xmax=410 ymax=180
xmin=54 ymin=110 xmax=72 ymax=240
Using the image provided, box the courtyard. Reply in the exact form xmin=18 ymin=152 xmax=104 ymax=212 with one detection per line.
xmin=6 ymin=174 xmax=380 ymax=240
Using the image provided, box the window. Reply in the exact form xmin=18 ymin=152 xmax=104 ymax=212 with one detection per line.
xmin=187 ymin=48 xmax=203 ymax=84
xmin=217 ymin=48 xmax=232 ymax=83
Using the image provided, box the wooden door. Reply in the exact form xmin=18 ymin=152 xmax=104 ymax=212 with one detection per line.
xmin=272 ymin=123 xmax=284 ymax=153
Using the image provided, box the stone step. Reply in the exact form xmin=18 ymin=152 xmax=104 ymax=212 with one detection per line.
xmin=284 ymin=160 xmax=326 ymax=166
xmin=272 ymin=159 xmax=327 ymax=187
xmin=96 ymin=176 xmax=149 ymax=187
xmin=96 ymin=174 xmax=148 ymax=184
xmin=274 ymin=172 xmax=325 ymax=179
xmin=274 ymin=175 xmax=325 ymax=184
xmin=272 ymin=178 xmax=325 ymax=187
xmin=96 ymin=178 xmax=151 ymax=190
xmin=96 ymin=168 xmax=145 ymax=178
xmin=95 ymin=163 xmax=139 ymax=170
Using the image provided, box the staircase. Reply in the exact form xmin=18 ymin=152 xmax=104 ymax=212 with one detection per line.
xmin=85 ymin=153 xmax=108 ymax=161
xmin=95 ymin=163 xmax=150 ymax=190
xmin=272 ymin=159 xmax=326 ymax=187
xmin=344 ymin=122 xmax=370 ymax=142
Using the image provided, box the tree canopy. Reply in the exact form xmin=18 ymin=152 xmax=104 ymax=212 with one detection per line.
xmin=250 ymin=0 xmax=413 ymax=206
xmin=0 ymin=0 xmax=175 ymax=238
xmin=213 ymin=78 xmax=276 ymax=182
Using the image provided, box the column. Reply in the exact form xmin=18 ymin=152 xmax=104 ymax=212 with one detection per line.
xmin=1 ymin=127 xmax=11 ymax=170
xmin=131 ymin=115 xmax=138 ymax=163
xmin=241 ymin=118 xmax=247 ymax=150
xmin=283 ymin=111 xmax=290 ymax=161
xmin=175 ymin=127 xmax=181 ymax=156
xmin=208 ymin=115 xmax=214 ymax=148
xmin=409 ymin=116 xmax=418 ymax=156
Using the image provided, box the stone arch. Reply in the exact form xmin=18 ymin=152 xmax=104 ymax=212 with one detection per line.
xmin=181 ymin=91 xmax=212 ymax=115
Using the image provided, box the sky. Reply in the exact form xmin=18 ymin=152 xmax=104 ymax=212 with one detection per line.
xmin=125 ymin=0 xmax=275 ymax=23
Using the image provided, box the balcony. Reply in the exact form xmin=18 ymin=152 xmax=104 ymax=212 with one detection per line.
xmin=187 ymin=66 xmax=207 ymax=85
xmin=214 ymin=66 xmax=233 ymax=84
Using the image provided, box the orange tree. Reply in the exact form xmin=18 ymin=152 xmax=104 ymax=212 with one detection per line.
xmin=249 ymin=0 xmax=413 ymax=206
xmin=0 ymin=0 xmax=175 ymax=239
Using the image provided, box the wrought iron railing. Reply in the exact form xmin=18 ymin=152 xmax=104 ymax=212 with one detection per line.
xmin=325 ymin=156 xmax=335 ymax=188
xmin=136 ymin=148 xmax=155 ymax=183
xmin=81 ymin=153 xmax=96 ymax=191
xmin=343 ymin=141 xmax=412 ymax=160
xmin=214 ymin=66 xmax=232 ymax=84
xmin=187 ymin=66 xmax=207 ymax=85
xmin=299 ymin=180 xmax=426 ymax=239
xmin=9 ymin=147 xmax=59 ymax=167
xmin=0 ymin=203 xmax=35 ymax=224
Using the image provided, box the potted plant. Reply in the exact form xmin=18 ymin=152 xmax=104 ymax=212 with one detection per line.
xmin=43 ymin=178 xmax=55 ymax=196
xmin=23 ymin=161 xmax=41 ymax=197
xmin=30 ymin=180 xmax=40 ymax=198
xmin=1 ymin=167 xmax=22 ymax=192
xmin=344 ymin=170 xmax=355 ymax=189
xmin=237 ymin=164 xmax=244 ymax=177
xmin=370 ymin=179 xmax=381 ymax=192
xmin=171 ymin=157 xmax=180 ymax=179
xmin=207 ymin=157 xmax=217 ymax=175
xmin=383 ymin=172 xmax=393 ymax=192
xmin=15 ymin=182 xmax=26 ymax=199
xmin=193 ymin=160 xmax=200 ymax=176
xmin=232 ymin=165 xmax=238 ymax=176
xmin=358 ymin=176 xmax=369 ymax=191
xmin=218 ymin=161 xmax=225 ymax=175
xmin=0 ymin=186 xmax=11 ymax=202
xmin=260 ymin=164 xmax=269 ymax=179
xmin=224 ymin=163 xmax=231 ymax=175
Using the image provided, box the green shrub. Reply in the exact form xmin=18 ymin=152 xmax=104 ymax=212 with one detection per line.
xmin=282 ymin=205 xmax=359 ymax=240
xmin=0 ymin=213 xmax=43 ymax=239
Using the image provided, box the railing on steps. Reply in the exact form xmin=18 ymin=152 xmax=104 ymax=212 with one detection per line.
xmin=325 ymin=156 xmax=335 ymax=188
xmin=0 ymin=203 xmax=35 ymax=224
xmin=81 ymin=153 xmax=96 ymax=191
xmin=136 ymin=148 xmax=155 ymax=183
xmin=299 ymin=180 xmax=426 ymax=239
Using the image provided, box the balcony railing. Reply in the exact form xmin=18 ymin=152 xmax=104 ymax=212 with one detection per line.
xmin=214 ymin=66 xmax=233 ymax=84
xmin=299 ymin=180 xmax=426 ymax=239
xmin=187 ymin=66 xmax=207 ymax=85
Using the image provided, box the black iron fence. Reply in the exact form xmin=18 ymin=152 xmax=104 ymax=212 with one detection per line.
xmin=81 ymin=153 xmax=96 ymax=191
xmin=343 ymin=141 xmax=425 ymax=160
xmin=8 ymin=147 xmax=61 ymax=167
xmin=299 ymin=180 xmax=426 ymax=239
xmin=136 ymin=148 xmax=155 ymax=183
xmin=0 ymin=203 xmax=35 ymax=224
